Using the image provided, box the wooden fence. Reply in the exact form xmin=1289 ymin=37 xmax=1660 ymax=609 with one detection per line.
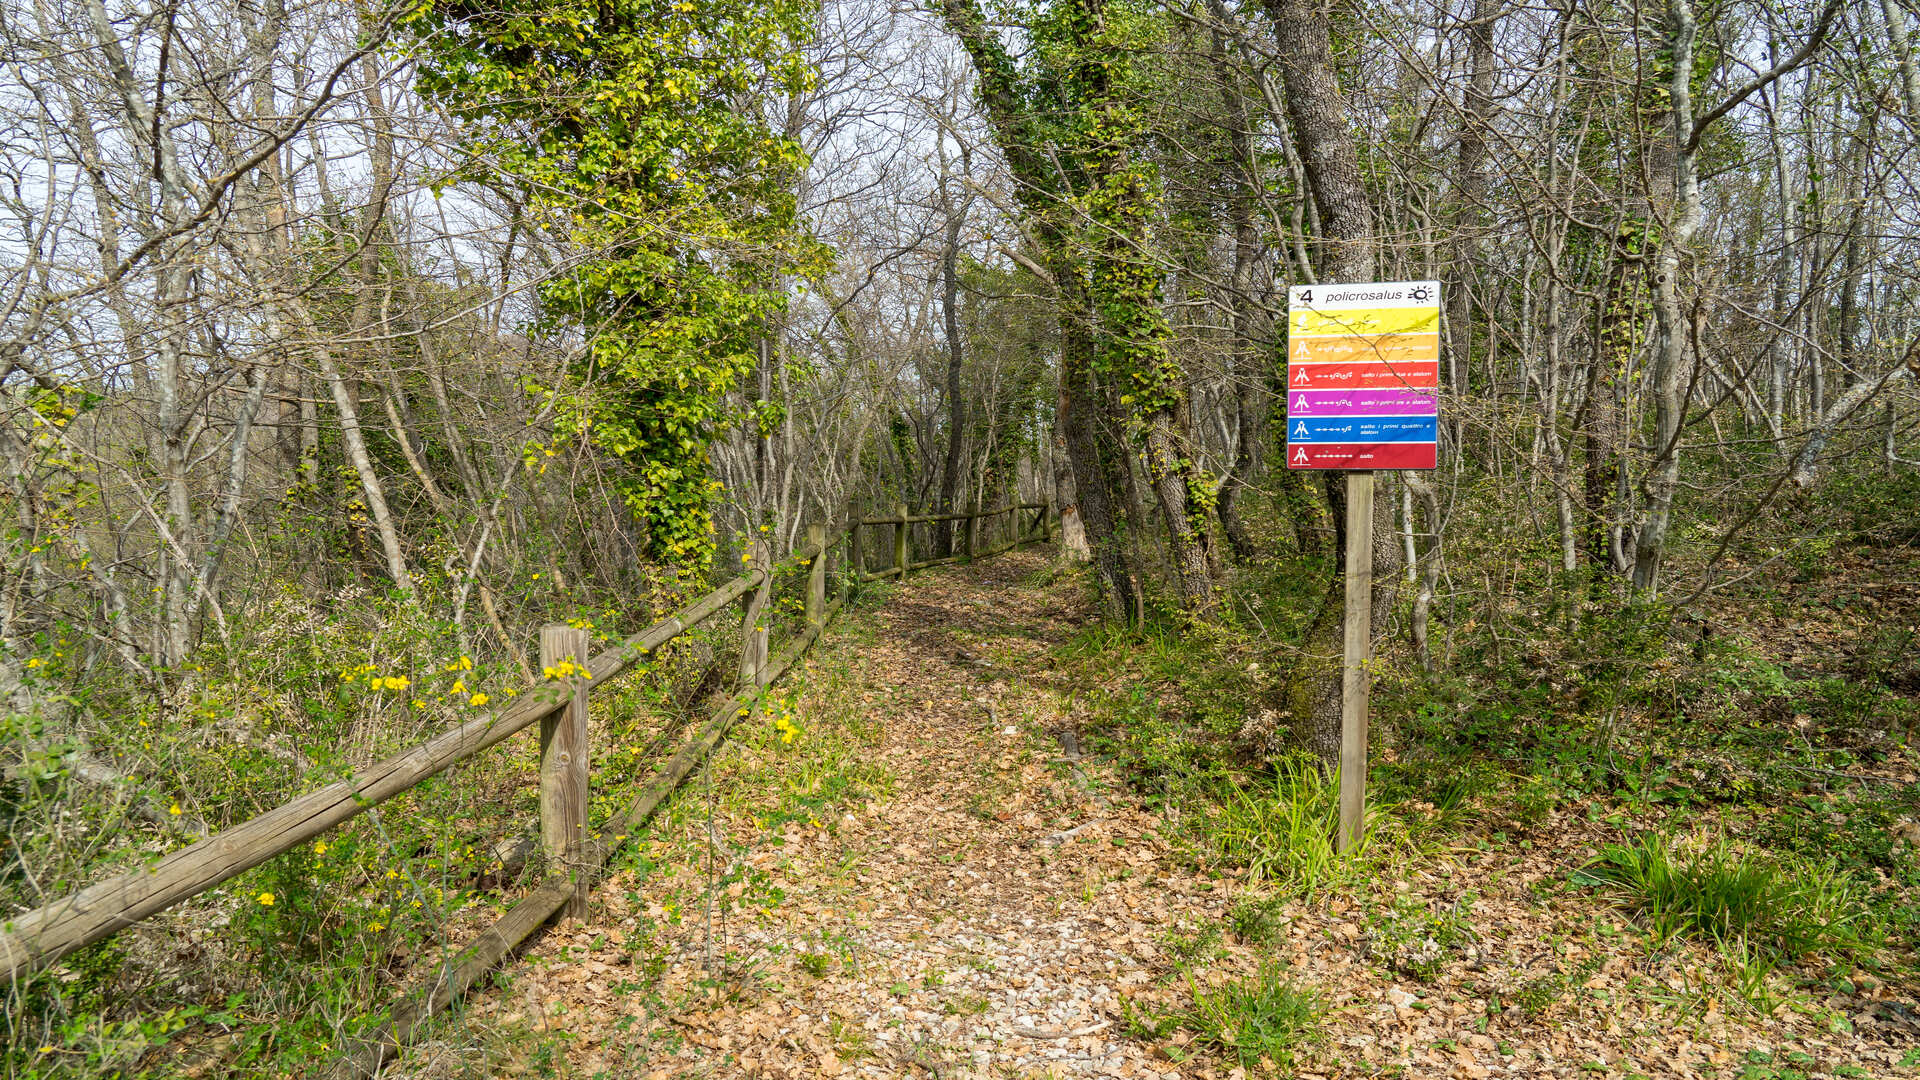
xmin=0 ymin=499 xmax=1051 ymax=1077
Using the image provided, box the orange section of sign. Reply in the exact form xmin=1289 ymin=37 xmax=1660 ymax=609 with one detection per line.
xmin=1288 ymin=333 xmax=1440 ymax=367
xmin=1286 ymin=361 xmax=1439 ymax=390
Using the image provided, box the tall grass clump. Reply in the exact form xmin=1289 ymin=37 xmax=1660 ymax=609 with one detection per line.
xmin=1185 ymin=757 xmax=1406 ymax=893
xmin=1577 ymin=833 xmax=1864 ymax=958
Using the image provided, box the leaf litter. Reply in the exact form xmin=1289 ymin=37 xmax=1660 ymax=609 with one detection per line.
xmin=383 ymin=551 xmax=1920 ymax=1079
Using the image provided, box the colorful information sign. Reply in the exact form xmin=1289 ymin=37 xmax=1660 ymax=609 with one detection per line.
xmin=1286 ymin=281 xmax=1440 ymax=471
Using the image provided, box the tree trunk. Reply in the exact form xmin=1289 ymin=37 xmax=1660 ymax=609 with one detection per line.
xmin=1260 ymin=0 xmax=1403 ymax=765
xmin=1629 ymin=0 xmax=1701 ymax=594
xmin=935 ymin=172 xmax=971 ymax=558
xmin=1058 ymin=271 xmax=1141 ymax=621
xmin=1446 ymin=0 xmax=1497 ymax=450
xmin=1575 ymin=229 xmax=1635 ymax=576
xmin=1206 ymin=0 xmax=1270 ymax=565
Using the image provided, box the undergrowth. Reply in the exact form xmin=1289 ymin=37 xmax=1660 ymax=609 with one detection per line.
xmin=1129 ymin=964 xmax=1322 ymax=1074
xmin=1574 ymin=833 xmax=1865 ymax=959
xmin=2 ymin=563 xmax=822 ymax=1078
xmin=1053 ymin=485 xmax=1920 ymax=1030
xmin=1183 ymin=759 xmax=1414 ymax=893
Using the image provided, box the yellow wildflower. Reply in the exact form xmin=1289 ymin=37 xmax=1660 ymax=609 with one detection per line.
xmin=169 ymin=803 xmax=182 ymax=816
xmin=257 ymin=892 xmax=275 ymax=906
xmin=470 ymin=693 xmax=489 ymax=706
xmin=313 ymin=840 xmax=329 ymax=855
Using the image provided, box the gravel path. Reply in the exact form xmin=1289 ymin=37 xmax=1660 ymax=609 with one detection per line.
xmin=675 ymin=549 xmax=1197 ymax=1078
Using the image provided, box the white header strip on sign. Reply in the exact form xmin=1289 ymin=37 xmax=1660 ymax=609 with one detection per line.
xmin=1287 ymin=280 xmax=1440 ymax=311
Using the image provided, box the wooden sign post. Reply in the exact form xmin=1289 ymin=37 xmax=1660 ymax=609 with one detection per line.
xmin=1337 ymin=472 xmax=1373 ymax=853
xmin=1286 ymin=280 xmax=1441 ymax=854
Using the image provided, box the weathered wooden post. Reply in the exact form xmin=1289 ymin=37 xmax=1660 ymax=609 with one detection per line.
xmin=1337 ymin=471 xmax=1374 ymax=854
xmin=961 ymin=502 xmax=976 ymax=564
xmin=1042 ymin=498 xmax=1054 ymax=543
xmin=539 ymin=623 xmax=591 ymax=919
xmin=893 ymin=503 xmax=909 ymax=578
xmin=846 ymin=497 xmax=864 ymax=597
xmin=739 ymin=539 xmax=771 ymax=685
xmin=804 ymin=523 xmax=827 ymax=628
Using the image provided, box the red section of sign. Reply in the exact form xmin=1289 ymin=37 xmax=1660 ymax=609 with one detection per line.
xmin=1286 ymin=442 xmax=1437 ymax=470
xmin=1287 ymin=361 xmax=1439 ymax=390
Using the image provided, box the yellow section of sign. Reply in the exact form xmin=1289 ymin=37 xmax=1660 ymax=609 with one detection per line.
xmin=1288 ymin=333 xmax=1440 ymax=366
xmin=1290 ymin=305 xmax=1439 ymax=338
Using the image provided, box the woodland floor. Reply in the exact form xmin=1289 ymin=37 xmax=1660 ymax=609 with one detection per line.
xmin=385 ymin=549 xmax=1920 ymax=1080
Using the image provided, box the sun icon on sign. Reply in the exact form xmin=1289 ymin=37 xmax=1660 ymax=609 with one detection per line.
xmin=1408 ymin=285 xmax=1433 ymax=303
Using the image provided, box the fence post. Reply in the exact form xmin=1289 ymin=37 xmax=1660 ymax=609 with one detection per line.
xmin=539 ymin=624 xmax=591 ymax=920
xmin=894 ymin=503 xmax=909 ymax=578
xmin=805 ymin=523 xmax=827 ymax=628
xmin=846 ymin=497 xmax=864 ymax=597
xmin=739 ymin=539 xmax=771 ymax=685
xmin=961 ymin=501 xmax=976 ymax=564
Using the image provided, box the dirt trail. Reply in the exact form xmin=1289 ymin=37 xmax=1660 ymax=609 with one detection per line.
xmin=392 ymin=550 xmax=1920 ymax=1080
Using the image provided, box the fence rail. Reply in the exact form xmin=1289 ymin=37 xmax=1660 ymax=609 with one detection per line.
xmin=1 ymin=496 xmax=1051 ymax=1076
xmin=852 ymin=500 xmax=1051 ymax=581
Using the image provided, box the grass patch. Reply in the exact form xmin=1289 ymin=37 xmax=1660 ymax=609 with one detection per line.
xmin=1575 ymin=833 xmax=1864 ymax=959
xmin=1184 ymin=758 xmax=1411 ymax=894
xmin=1228 ymin=894 xmax=1289 ymax=944
xmin=1134 ymin=964 xmax=1322 ymax=1074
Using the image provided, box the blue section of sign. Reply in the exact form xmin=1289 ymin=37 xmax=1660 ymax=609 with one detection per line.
xmin=1286 ymin=416 xmax=1437 ymax=444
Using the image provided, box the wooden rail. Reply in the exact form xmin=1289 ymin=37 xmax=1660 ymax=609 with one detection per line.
xmin=851 ymin=500 xmax=1051 ymax=581
xmin=0 ymin=497 xmax=1052 ymax=1076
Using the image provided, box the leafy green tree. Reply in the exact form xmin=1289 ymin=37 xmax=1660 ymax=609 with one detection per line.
xmin=411 ymin=0 xmax=825 ymax=566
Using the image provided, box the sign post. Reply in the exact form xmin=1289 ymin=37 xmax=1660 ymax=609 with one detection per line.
xmin=1286 ymin=281 xmax=1440 ymax=853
